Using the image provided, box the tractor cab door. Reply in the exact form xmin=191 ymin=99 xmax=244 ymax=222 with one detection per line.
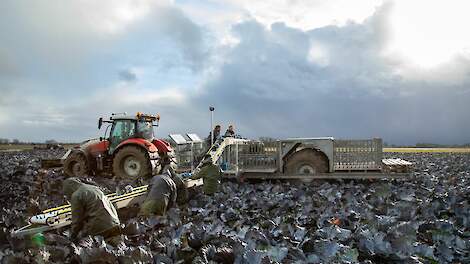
xmin=109 ymin=120 xmax=136 ymax=154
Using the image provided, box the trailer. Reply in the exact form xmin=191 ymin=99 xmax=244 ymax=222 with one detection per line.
xmin=171 ymin=136 xmax=412 ymax=180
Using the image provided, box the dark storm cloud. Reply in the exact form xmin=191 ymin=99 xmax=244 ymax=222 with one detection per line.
xmin=159 ymin=7 xmax=208 ymax=71
xmin=118 ymin=69 xmax=137 ymax=83
xmin=0 ymin=50 xmax=19 ymax=77
xmin=195 ymin=4 xmax=470 ymax=145
xmin=122 ymin=5 xmax=209 ymax=72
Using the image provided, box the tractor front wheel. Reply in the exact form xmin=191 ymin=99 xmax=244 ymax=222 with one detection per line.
xmin=113 ymin=146 xmax=152 ymax=179
xmin=64 ymin=152 xmax=89 ymax=177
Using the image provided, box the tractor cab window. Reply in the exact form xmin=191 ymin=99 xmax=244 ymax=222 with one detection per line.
xmin=136 ymin=120 xmax=154 ymax=141
xmin=110 ymin=120 xmax=136 ymax=143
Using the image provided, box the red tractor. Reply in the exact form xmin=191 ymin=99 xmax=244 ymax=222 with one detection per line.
xmin=63 ymin=112 xmax=175 ymax=179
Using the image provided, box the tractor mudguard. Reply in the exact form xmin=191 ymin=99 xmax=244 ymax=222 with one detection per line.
xmin=114 ymin=138 xmax=158 ymax=154
xmin=152 ymin=139 xmax=173 ymax=154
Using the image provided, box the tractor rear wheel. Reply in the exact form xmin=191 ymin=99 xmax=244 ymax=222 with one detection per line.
xmin=113 ymin=146 xmax=152 ymax=179
xmin=285 ymin=148 xmax=329 ymax=176
xmin=64 ymin=152 xmax=89 ymax=177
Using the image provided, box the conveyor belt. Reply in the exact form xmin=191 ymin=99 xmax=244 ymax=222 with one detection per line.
xmin=193 ymin=137 xmax=248 ymax=173
xmin=11 ymin=178 xmax=202 ymax=237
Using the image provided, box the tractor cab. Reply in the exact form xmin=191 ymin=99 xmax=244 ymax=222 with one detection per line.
xmin=99 ymin=113 xmax=160 ymax=154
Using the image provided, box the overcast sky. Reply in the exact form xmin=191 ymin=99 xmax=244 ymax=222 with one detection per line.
xmin=1 ymin=0 xmax=470 ymax=145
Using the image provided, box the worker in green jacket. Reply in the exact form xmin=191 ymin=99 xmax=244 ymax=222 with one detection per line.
xmin=139 ymin=170 xmax=178 ymax=216
xmin=194 ymin=157 xmax=222 ymax=195
xmin=62 ymin=178 xmax=121 ymax=245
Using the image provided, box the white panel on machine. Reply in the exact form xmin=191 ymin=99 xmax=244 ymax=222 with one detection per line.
xmin=186 ymin=133 xmax=202 ymax=143
xmin=169 ymin=134 xmax=187 ymax=145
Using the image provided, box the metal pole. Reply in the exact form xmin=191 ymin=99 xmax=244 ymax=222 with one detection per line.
xmin=190 ymin=142 xmax=194 ymax=172
xmin=235 ymin=142 xmax=239 ymax=176
xmin=209 ymin=106 xmax=215 ymax=146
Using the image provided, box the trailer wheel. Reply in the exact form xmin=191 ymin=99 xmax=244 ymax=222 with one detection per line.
xmin=64 ymin=152 xmax=89 ymax=177
xmin=285 ymin=148 xmax=329 ymax=176
xmin=113 ymin=146 xmax=152 ymax=179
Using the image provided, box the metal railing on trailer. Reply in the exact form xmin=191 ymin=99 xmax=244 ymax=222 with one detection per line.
xmin=220 ymin=138 xmax=411 ymax=179
xmin=173 ymin=136 xmax=412 ymax=180
xmin=333 ymin=138 xmax=383 ymax=171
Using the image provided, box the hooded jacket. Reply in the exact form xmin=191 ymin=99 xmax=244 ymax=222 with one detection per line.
xmin=194 ymin=163 xmax=221 ymax=195
xmin=63 ymin=178 xmax=120 ymax=240
xmin=140 ymin=172 xmax=177 ymax=216
xmin=164 ymin=165 xmax=188 ymax=205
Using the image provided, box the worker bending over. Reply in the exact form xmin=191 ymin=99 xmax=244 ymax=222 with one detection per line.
xmin=139 ymin=166 xmax=187 ymax=216
xmin=62 ymin=178 xmax=121 ymax=245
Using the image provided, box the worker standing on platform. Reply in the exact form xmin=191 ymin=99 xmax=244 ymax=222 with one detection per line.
xmin=206 ymin=125 xmax=221 ymax=146
xmin=62 ymin=178 xmax=121 ymax=245
xmin=224 ymin=124 xmax=235 ymax=137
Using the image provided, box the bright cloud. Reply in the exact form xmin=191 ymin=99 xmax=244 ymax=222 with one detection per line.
xmin=387 ymin=0 xmax=470 ymax=68
xmin=224 ymin=0 xmax=384 ymax=29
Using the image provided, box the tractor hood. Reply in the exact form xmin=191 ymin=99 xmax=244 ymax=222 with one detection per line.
xmin=79 ymin=138 xmax=101 ymax=149
xmin=75 ymin=138 xmax=109 ymax=158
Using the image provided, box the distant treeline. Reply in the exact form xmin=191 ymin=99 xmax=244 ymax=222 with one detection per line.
xmin=0 ymin=139 xmax=77 ymax=145
xmin=0 ymin=138 xmax=20 ymax=144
